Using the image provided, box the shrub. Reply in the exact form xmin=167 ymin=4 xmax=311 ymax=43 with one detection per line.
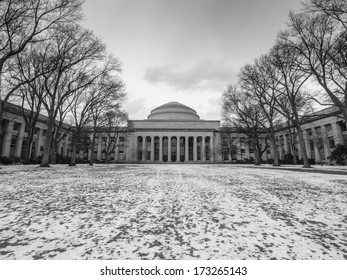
xmin=13 ymin=156 xmax=21 ymax=164
xmin=329 ymin=144 xmax=347 ymax=166
xmin=266 ymin=159 xmax=274 ymax=164
xmin=283 ymin=153 xmax=294 ymax=164
xmin=0 ymin=156 xmax=12 ymax=165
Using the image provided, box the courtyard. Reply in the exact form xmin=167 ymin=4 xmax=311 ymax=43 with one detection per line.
xmin=0 ymin=164 xmax=346 ymax=260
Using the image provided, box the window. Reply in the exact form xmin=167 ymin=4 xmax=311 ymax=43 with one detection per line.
xmin=325 ymin=124 xmax=332 ymax=133
xmin=9 ymin=136 xmax=17 ymax=158
xmin=315 ymin=126 xmax=322 ymax=135
xmin=13 ymin=122 xmax=21 ymax=131
xmin=34 ymin=127 xmax=40 ymax=135
xmin=24 ymin=125 xmax=29 ymax=133
xmin=337 ymin=121 xmax=347 ymax=132
xmin=42 ymin=129 xmax=47 ymax=137
xmin=328 ymin=136 xmax=335 ymax=149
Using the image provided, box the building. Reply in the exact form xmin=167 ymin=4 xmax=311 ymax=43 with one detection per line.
xmin=1 ymin=100 xmax=346 ymax=164
xmin=124 ymin=102 xmax=221 ymax=163
xmin=0 ymin=101 xmax=71 ymax=162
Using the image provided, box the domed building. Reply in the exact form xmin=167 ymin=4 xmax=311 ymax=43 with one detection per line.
xmin=125 ymin=101 xmax=221 ymax=162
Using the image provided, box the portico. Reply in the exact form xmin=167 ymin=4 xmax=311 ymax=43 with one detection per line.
xmin=126 ymin=102 xmax=220 ymax=163
xmin=134 ymin=134 xmax=214 ymax=162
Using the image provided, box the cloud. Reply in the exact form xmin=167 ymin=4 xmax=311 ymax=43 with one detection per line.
xmin=143 ymin=59 xmax=237 ymax=91
xmin=123 ymin=98 xmax=147 ymax=120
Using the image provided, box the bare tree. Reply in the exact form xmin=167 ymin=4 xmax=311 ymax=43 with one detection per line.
xmin=218 ymin=126 xmax=239 ymax=162
xmin=281 ymin=5 xmax=347 ymax=122
xmin=239 ymin=56 xmax=282 ymax=166
xmin=304 ymin=0 xmax=347 ymax=28
xmin=100 ymin=109 xmax=128 ymax=164
xmin=267 ymin=43 xmax=313 ymax=168
xmin=222 ymin=84 xmax=269 ymax=165
xmin=36 ymin=24 xmax=116 ymax=167
xmin=0 ymin=0 xmax=83 ymax=152
xmin=306 ymin=127 xmax=330 ymax=165
xmin=68 ymin=69 xmax=124 ymax=166
xmin=88 ymin=77 xmax=125 ymax=165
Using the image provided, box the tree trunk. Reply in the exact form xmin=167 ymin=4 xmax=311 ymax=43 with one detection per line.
xmin=254 ymin=144 xmax=261 ymax=165
xmin=69 ymin=139 xmax=77 ymax=166
xmin=296 ymin=128 xmax=311 ymax=168
xmin=0 ymin=102 xmax=5 ymax=155
xmin=89 ymin=132 xmax=96 ymax=166
xmin=40 ymin=116 xmax=54 ymax=167
xmin=269 ymin=133 xmax=280 ymax=166
xmin=23 ymin=131 xmax=34 ymax=164
xmin=105 ymin=152 xmax=109 ymax=164
xmin=318 ymin=149 xmax=323 ymax=166
xmin=292 ymin=148 xmax=298 ymax=165
xmin=51 ymin=147 xmax=57 ymax=164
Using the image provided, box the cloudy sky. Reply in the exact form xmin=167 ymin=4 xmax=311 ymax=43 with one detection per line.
xmin=82 ymin=0 xmax=302 ymax=120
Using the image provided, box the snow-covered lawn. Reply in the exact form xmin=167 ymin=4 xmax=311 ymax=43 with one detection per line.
xmin=0 ymin=164 xmax=346 ymax=260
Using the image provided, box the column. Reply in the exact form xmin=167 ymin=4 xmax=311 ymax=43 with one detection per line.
xmin=168 ymin=136 xmax=171 ymax=162
xmin=304 ymin=130 xmax=311 ymax=159
xmin=278 ymin=136 xmax=283 ymax=159
xmin=142 ymin=136 xmax=146 ymax=161
xmin=210 ymin=136 xmax=214 ymax=162
xmin=321 ymin=125 xmax=330 ymax=159
xmin=97 ymin=137 xmax=102 ymax=160
xmin=15 ymin=122 xmax=25 ymax=157
xmin=115 ymin=144 xmax=119 ymax=162
xmin=245 ymin=138 xmax=250 ymax=159
xmin=297 ymin=137 xmax=302 ymax=160
xmin=176 ymin=136 xmax=180 ymax=162
xmin=134 ymin=135 xmax=138 ymax=161
xmin=331 ymin=122 xmax=343 ymax=145
xmin=185 ymin=136 xmax=189 ymax=162
xmin=202 ymin=136 xmax=206 ymax=161
xmin=159 ymin=136 xmax=163 ymax=162
xmin=283 ymin=134 xmax=289 ymax=154
xmin=193 ymin=136 xmax=197 ymax=162
xmin=150 ymin=136 xmax=155 ymax=161
xmin=1 ymin=121 xmax=14 ymax=157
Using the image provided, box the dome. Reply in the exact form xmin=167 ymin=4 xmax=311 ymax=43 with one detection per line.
xmin=147 ymin=101 xmax=200 ymax=120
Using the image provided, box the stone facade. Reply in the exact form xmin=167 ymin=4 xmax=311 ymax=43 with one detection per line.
xmin=1 ymin=101 xmax=346 ymax=164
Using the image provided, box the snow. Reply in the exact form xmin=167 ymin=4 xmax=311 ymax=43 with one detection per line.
xmin=0 ymin=164 xmax=346 ymax=260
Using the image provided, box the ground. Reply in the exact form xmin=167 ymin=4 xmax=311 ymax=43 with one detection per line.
xmin=0 ymin=164 xmax=346 ymax=260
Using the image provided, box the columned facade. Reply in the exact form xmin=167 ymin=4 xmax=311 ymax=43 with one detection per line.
xmin=1 ymin=100 xmax=346 ymax=165
xmin=126 ymin=102 xmax=221 ymax=163
xmin=132 ymin=134 xmax=215 ymax=163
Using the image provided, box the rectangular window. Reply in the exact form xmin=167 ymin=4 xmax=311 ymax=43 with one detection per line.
xmin=42 ymin=129 xmax=47 ymax=137
xmin=13 ymin=122 xmax=21 ymax=131
xmin=34 ymin=127 xmax=40 ymax=135
xmin=325 ymin=124 xmax=332 ymax=133
xmin=337 ymin=121 xmax=347 ymax=132
xmin=315 ymin=126 xmax=322 ymax=135
xmin=9 ymin=136 xmax=17 ymax=158
xmin=328 ymin=136 xmax=335 ymax=149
